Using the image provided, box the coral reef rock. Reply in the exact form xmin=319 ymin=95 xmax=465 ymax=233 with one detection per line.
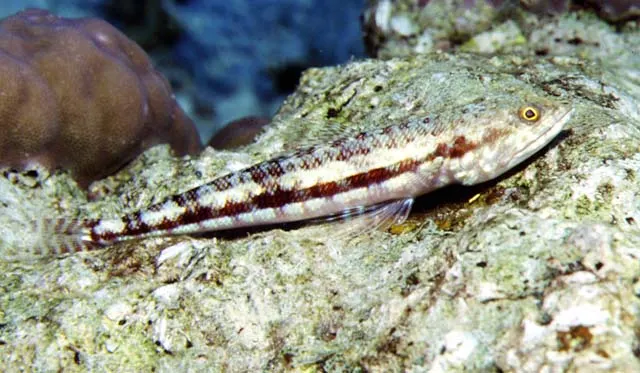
xmin=363 ymin=0 xmax=640 ymax=58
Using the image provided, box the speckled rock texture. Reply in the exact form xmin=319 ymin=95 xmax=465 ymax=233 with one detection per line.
xmin=0 ymin=9 xmax=638 ymax=373
xmin=0 ymin=9 xmax=201 ymax=188
xmin=363 ymin=0 xmax=639 ymax=58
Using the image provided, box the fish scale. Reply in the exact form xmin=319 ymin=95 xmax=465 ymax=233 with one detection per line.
xmin=39 ymin=98 xmax=573 ymax=257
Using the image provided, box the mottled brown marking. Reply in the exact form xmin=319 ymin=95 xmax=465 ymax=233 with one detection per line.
xmin=127 ymin=212 xmax=150 ymax=234
xmin=482 ymin=127 xmax=510 ymax=144
xmin=266 ymin=162 xmax=285 ymax=178
xmin=294 ymin=146 xmax=318 ymax=158
xmin=300 ymin=158 xmax=312 ymax=170
xmin=450 ymin=136 xmax=476 ymax=157
xmin=85 ymin=218 xmax=111 ymax=243
xmin=435 ymin=136 xmax=477 ymax=158
xmin=249 ymin=166 xmax=266 ymax=184
xmin=386 ymin=136 xmax=399 ymax=149
xmin=251 ymin=188 xmax=298 ymax=210
xmin=143 ymin=206 xmax=215 ymax=235
xmin=434 ymin=143 xmax=449 ymax=158
xmin=172 ymin=192 xmax=191 ymax=207
xmin=213 ymin=178 xmax=231 ymax=191
xmin=247 ymin=160 xmax=287 ymax=184
xmin=331 ymin=138 xmax=347 ymax=148
xmin=92 ymin=228 xmax=117 ymax=243
xmin=313 ymin=154 xmax=324 ymax=167
xmin=335 ymin=147 xmax=352 ymax=162
xmin=283 ymin=161 xmax=297 ymax=172
xmin=557 ymin=325 xmax=593 ymax=352
xmin=334 ymin=143 xmax=371 ymax=161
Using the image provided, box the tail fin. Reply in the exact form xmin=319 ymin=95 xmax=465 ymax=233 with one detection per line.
xmin=20 ymin=218 xmax=101 ymax=259
xmin=42 ymin=218 xmax=101 ymax=255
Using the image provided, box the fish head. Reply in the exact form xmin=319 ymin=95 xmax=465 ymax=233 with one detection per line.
xmin=438 ymin=96 xmax=574 ymax=185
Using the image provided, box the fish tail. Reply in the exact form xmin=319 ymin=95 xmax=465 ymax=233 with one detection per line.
xmin=30 ymin=218 xmax=101 ymax=257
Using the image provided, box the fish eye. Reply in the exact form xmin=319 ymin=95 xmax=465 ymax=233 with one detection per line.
xmin=519 ymin=106 xmax=540 ymax=122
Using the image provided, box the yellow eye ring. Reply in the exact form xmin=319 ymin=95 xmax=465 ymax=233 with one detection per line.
xmin=519 ymin=106 xmax=540 ymax=122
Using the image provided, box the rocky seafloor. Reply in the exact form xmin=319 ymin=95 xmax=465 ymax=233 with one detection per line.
xmin=1 ymin=8 xmax=639 ymax=373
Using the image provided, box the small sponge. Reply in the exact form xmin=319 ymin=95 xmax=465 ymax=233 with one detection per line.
xmin=0 ymin=9 xmax=201 ymax=187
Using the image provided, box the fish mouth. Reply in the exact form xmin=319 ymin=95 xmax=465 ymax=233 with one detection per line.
xmin=509 ymin=106 xmax=574 ymax=167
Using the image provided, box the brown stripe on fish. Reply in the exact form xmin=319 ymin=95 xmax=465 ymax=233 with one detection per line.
xmin=91 ymin=156 xmax=423 ymax=240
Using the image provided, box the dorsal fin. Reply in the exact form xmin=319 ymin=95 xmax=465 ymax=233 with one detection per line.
xmin=281 ymin=113 xmax=439 ymax=152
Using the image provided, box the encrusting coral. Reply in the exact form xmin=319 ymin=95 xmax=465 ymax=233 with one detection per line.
xmin=0 ymin=8 xmax=201 ymax=187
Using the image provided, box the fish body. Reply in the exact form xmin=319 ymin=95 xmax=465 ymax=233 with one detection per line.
xmin=47 ymin=97 xmax=573 ymax=255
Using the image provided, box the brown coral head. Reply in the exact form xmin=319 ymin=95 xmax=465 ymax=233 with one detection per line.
xmin=208 ymin=116 xmax=271 ymax=149
xmin=0 ymin=8 xmax=201 ymax=188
